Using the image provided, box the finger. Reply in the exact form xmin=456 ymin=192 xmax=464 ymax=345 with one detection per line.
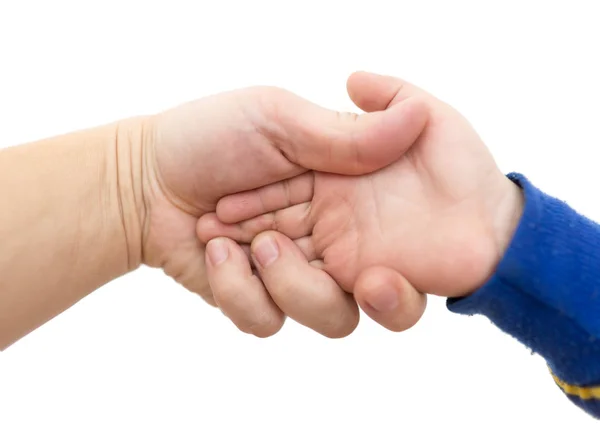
xmin=346 ymin=71 xmax=429 ymax=112
xmin=240 ymin=243 xmax=252 ymax=262
xmin=216 ymin=172 xmax=314 ymax=223
xmin=205 ymin=237 xmax=285 ymax=337
xmin=185 ymin=275 xmax=217 ymax=307
xmin=262 ymin=87 xmax=428 ymax=175
xmin=251 ymin=231 xmax=359 ymax=338
xmin=197 ymin=203 xmax=313 ymax=244
xmin=243 ymin=236 xmax=317 ymax=265
xmin=204 ymin=236 xmax=316 ymax=271
xmin=294 ymin=236 xmax=317 ymax=261
xmin=353 ymin=266 xmax=427 ymax=332
xmin=241 ymin=238 xmax=316 ymax=268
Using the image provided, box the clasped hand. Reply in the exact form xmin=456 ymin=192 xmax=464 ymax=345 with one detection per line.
xmin=142 ymin=71 xmax=522 ymax=338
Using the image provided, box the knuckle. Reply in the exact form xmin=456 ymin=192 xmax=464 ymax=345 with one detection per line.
xmin=260 ymin=213 xmax=278 ymax=232
xmin=321 ymin=318 xmax=357 ymax=339
xmin=248 ymin=322 xmax=281 ymax=338
xmin=240 ymin=313 xmax=283 ymax=338
xmin=281 ymin=179 xmax=292 ymax=206
xmin=320 ymin=302 xmax=359 ymax=339
xmin=213 ymin=281 xmax=242 ymax=305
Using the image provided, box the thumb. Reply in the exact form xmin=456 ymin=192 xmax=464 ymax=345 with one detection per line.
xmin=346 ymin=71 xmax=431 ymax=112
xmin=353 ymin=266 xmax=426 ymax=332
xmin=261 ymin=87 xmax=428 ymax=175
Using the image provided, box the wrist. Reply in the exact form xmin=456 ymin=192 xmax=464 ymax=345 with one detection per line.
xmin=107 ymin=115 xmax=155 ymax=272
xmin=493 ymin=177 xmax=524 ymax=257
xmin=482 ymin=175 xmax=524 ymax=288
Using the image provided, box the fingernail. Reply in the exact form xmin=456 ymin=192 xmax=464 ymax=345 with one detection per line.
xmin=367 ymin=285 xmax=399 ymax=312
xmin=207 ymin=239 xmax=229 ymax=266
xmin=253 ymin=236 xmax=279 ymax=268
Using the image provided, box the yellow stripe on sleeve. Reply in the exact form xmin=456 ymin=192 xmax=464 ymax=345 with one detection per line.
xmin=552 ymin=373 xmax=600 ymax=400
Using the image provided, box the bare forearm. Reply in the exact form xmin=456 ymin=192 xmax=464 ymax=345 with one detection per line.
xmin=0 ymin=118 xmax=148 ymax=349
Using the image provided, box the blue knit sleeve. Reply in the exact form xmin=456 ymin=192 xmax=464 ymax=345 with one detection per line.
xmin=447 ymin=173 xmax=600 ymax=418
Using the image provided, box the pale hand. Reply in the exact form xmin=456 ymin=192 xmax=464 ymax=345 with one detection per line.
xmin=139 ymin=84 xmax=428 ymax=335
xmin=198 ymin=72 xmax=524 ymax=331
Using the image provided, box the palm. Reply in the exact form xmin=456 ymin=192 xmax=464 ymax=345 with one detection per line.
xmin=310 ymin=111 xmax=505 ymax=296
xmin=202 ymin=78 xmax=519 ymax=298
xmin=142 ymin=89 xmax=302 ymax=293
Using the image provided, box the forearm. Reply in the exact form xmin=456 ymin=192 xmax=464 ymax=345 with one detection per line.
xmin=0 ymin=117 xmax=148 ymax=349
xmin=449 ymin=174 xmax=600 ymax=418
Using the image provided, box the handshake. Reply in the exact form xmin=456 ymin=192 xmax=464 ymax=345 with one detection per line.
xmin=141 ymin=71 xmax=523 ymax=338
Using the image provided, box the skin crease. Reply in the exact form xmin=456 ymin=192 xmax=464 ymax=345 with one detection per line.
xmin=0 ymin=81 xmax=430 ymax=348
xmin=197 ymin=72 xmax=524 ymax=331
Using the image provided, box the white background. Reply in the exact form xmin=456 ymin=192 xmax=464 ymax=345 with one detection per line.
xmin=1 ymin=0 xmax=599 ymax=427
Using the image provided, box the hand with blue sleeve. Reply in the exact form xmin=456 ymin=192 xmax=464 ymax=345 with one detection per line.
xmin=197 ymin=71 xmax=523 ymax=328
xmin=197 ymin=71 xmax=600 ymax=419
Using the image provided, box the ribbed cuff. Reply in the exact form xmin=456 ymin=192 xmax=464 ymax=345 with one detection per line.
xmin=448 ymin=173 xmax=600 ymax=385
